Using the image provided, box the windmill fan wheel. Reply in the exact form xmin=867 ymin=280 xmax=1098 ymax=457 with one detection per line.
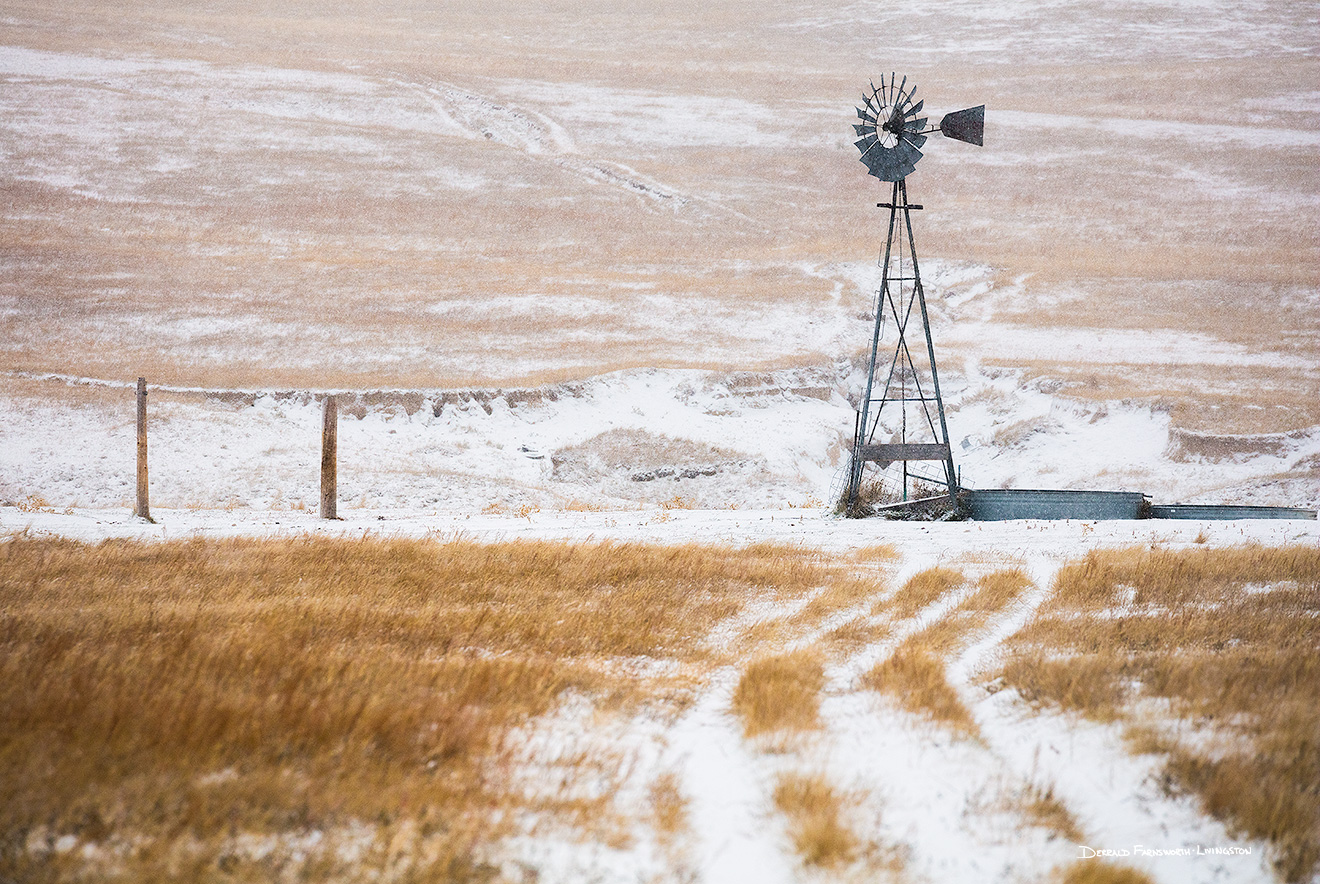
xmin=854 ymin=74 xmax=928 ymax=182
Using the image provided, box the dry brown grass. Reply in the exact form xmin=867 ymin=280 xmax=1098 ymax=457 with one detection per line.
xmin=851 ymin=543 xmax=901 ymax=562
xmin=993 ymin=415 xmax=1063 ymax=449
xmin=997 ymin=360 xmax=1319 ymax=436
xmin=862 ymin=646 xmax=979 ymax=737
xmin=1056 ymin=861 xmax=1156 ymax=884
xmin=647 ymin=771 xmax=688 ymax=844
xmin=731 ymin=650 xmax=826 ymax=737
xmin=963 ymin=568 xmax=1033 ymax=613
xmin=771 ymin=773 xmax=858 ymax=868
xmin=1014 ymin=781 xmax=1084 ymax=843
xmin=878 ymin=566 xmax=965 ymax=619
xmin=999 ymin=545 xmax=1320 ymax=882
xmin=903 ymin=568 xmax=1033 ymax=656
xmin=999 ymin=654 xmax=1131 ymax=721
xmin=0 ymin=535 xmax=829 ymax=882
xmin=821 ymin=617 xmax=891 ymax=655
xmin=789 ymin=577 xmax=885 ymax=631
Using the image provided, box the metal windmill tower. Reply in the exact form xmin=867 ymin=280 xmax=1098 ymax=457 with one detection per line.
xmin=844 ymin=75 xmax=984 ymax=514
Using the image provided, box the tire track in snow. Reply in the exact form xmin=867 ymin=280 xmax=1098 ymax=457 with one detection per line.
xmin=397 ymin=75 xmax=572 ymax=155
xmin=809 ymin=556 xmax=1075 ymax=882
xmin=665 ymin=669 xmax=795 ymax=884
xmin=384 ymin=72 xmax=767 ymax=223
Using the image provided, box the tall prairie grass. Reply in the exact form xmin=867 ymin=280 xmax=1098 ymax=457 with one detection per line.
xmin=863 ymin=646 xmax=979 ymax=737
xmin=879 ymin=566 xmax=965 ymax=618
xmin=999 ymin=545 xmax=1320 ymax=882
xmin=771 ymin=773 xmax=858 ymax=868
xmin=732 ymin=650 xmax=826 ymax=737
xmin=0 ymin=535 xmax=827 ymax=882
xmin=1057 ymin=861 xmax=1156 ymax=884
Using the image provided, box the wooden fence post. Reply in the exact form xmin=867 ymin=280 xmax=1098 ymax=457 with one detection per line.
xmin=320 ymin=395 xmax=338 ymax=519
xmin=135 ymin=377 xmax=152 ymax=522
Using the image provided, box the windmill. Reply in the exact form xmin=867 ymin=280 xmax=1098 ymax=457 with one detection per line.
xmin=844 ymin=75 xmax=984 ymax=515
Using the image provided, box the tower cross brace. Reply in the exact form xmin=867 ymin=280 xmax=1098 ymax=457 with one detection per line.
xmin=845 ymin=178 xmax=958 ymax=512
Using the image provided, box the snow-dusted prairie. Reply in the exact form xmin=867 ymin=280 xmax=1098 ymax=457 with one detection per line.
xmin=5 ymin=504 xmax=1316 ymax=884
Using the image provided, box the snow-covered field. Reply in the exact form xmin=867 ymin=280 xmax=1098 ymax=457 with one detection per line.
xmin=3 ymin=356 xmax=1319 ymax=516
xmin=5 ymin=504 xmax=1316 ymax=884
xmin=3 ymin=0 xmax=1318 ymax=881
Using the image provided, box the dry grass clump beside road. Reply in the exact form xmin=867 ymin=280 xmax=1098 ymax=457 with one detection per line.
xmin=962 ymin=568 xmax=1033 ymax=613
xmin=864 ymin=567 xmax=1032 ymax=737
xmin=998 ymin=545 xmax=1320 ymax=883
xmin=771 ymin=773 xmax=859 ymax=869
xmin=1056 ymin=860 xmax=1156 ymax=884
xmin=864 ymin=646 xmax=979 ymax=737
xmin=879 ymin=565 xmax=965 ymax=618
xmin=0 ymin=534 xmax=827 ymax=883
xmin=646 ymin=771 xmax=689 ymax=845
xmin=1011 ymin=780 xmax=1084 ymax=844
xmin=732 ymin=650 xmax=826 ymax=737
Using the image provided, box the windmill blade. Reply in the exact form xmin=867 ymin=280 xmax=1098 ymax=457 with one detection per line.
xmin=858 ymin=140 xmax=887 ymax=167
xmin=865 ymin=154 xmax=907 ymax=181
xmin=894 ymin=142 xmax=923 ymax=166
xmin=857 ymin=106 xmax=876 ymax=124
xmin=907 ymin=116 xmax=928 ymax=133
xmin=863 ymin=145 xmax=900 ymax=178
xmin=854 ymin=133 xmax=878 ymax=155
xmin=940 ymin=105 xmax=985 ymax=146
xmin=853 ymin=123 xmax=872 ymax=137
xmin=890 ymin=150 xmax=921 ymax=180
xmin=878 ymin=156 xmax=915 ymax=181
xmin=902 ymin=99 xmax=925 ymax=123
xmin=869 ymin=139 xmax=920 ymax=181
xmin=862 ymin=93 xmax=880 ymax=117
xmin=901 ymin=131 xmax=928 ymax=150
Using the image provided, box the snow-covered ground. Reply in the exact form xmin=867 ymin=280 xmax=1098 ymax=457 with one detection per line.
xmin=3 ymin=365 xmax=1315 ymax=884
xmin=4 ymin=357 xmax=1317 ymax=515
xmin=5 ymin=503 xmax=1314 ymax=883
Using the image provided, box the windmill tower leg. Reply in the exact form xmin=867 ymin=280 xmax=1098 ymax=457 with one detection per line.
xmin=845 ymin=179 xmax=959 ymax=515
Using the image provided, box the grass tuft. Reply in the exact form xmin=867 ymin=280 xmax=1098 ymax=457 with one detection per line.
xmin=863 ymin=646 xmax=978 ymax=737
xmin=821 ymin=617 xmax=891 ymax=654
xmin=647 ymin=771 xmax=688 ymax=843
xmin=852 ymin=543 xmax=901 ymax=562
xmin=963 ymin=568 xmax=1033 ymax=612
xmin=1057 ymin=860 xmax=1156 ymax=884
xmin=1016 ymin=781 xmax=1084 ymax=843
xmin=772 ymin=773 xmax=858 ymax=868
xmin=731 ymin=650 xmax=826 ymax=737
xmin=790 ymin=577 xmax=884 ymax=629
xmin=879 ymin=566 xmax=965 ymax=618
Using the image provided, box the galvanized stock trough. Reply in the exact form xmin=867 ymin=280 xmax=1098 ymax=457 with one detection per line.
xmin=953 ymin=489 xmax=1315 ymax=521
xmin=961 ymin=489 xmax=1147 ymax=521
xmin=1148 ymin=504 xmax=1317 ymax=521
